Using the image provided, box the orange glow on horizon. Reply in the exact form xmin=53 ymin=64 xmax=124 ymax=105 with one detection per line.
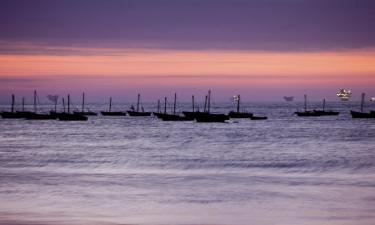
xmin=1 ymin=48 xmax=375 ymax=90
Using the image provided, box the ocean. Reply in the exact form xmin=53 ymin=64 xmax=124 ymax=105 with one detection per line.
xmin=1 ymin=101 xmax=375 ymax=225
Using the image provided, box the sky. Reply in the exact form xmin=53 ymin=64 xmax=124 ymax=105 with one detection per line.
xmin=0 ymin=0 xmax=375 ymax=102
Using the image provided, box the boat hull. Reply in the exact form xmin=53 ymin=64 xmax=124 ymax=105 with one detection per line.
xmin=313 ymin=110 xmax=340 ymax=116
xmin=57 ymin=113 xmax=88 ymax=121
xmin=101 ymin=111 xmax=126 ymax=116
xmin=228 ymin=111 xmax=253 ymax=118
xmin=295 ymin=111 xmax=321 ymax=117
xmin=195 ymin=113 xmax=229 ymax=122
xmin=251 ymin=116 xmax=268 ymax=120
xmin=351 ymin=111 xmax=374 ymax=118
xmin=127 ymin=111 xmax=151 ymax=116
xmin=159 ymin=114 xmax=194 ymax=121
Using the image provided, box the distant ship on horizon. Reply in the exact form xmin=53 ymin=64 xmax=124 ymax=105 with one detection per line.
xmin=283 ymin=96 xmax=294 ymax=102
xmin=337 ymin=89 xmax=352 ymax=101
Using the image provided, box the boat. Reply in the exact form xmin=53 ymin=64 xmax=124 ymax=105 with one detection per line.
xmin=228 ymin=95 xmax=253 ymax=118
xmin=182 ymin=95 xmax=205 ymax=120
xmin=283 ymin=96 xmax=294 ymax=102
xmin=73 ymin=92 xmax=97 ymax=116
xmin=159 ymin=93 xmax=194 ymax=121
xmin=25 ymin=90 xmax=55 ymax=120
xmin=1 ymin=94 xmax=24 ymax=119
xmin=195 ymin=90 xmax=229 ymax=122
xmin=313 ymin=99 xmax=339 ymax=116
xmin=250 ymin=116 xmax=268 ymax=120
xmin=127 ymin=94 xmax=151 ymax=116
xmin=56 ymin=94 xmax=88 ymax=121
xmin=101 ymin=97 xmax=126 ymax=116
xmin=351 ymin=93 xmax=373 ymax=118
xmin=337 ymin=89 xmax=352 ymax=101
xmin=16 ymin=97 xmax=35 ymax=118
xmin=294 ymin=94 xmax=320 ymax=117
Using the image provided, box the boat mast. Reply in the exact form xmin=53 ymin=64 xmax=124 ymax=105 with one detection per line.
xmin=62 ymin=98 xmax=66 ymax=113
xmin=54 ymin=97 xmax=57 ymax=112
xmin=304 ymin=94 xmax=307 ymax=112
xmin=192 ymin=95 xmax=195 ymax=112
xmin=360 ymin=93 xmax=365 ymax=112
xmin=82 ymin=92 xmax=85 ymax=112
xmin=173 ymin=93 xmax=177 ymax=115
xmin=157 ymin=99 xmax=160 ymax=113
xmin=137 ymin=94 xmax=140 ymax=112
xmin=22 ymin=97 xmax=25 ymax=112
xmin=204 ymin=95 xmax=207 ymax=113
xmin=109 ymin=97 xmax=112 ymax=112
xmin=67 ymin=94 xmax=70 ymax=114
xmin=33 ymin=90 xmax=37 ymax=113
xmin=323 ymin=98 xmax=326 ymax=111
xmin=237 ymin=95 xmax=240 ymax=113
xmin=207 ymin=90 xmax=211 ymax=114
xmin=11 ymin=94 xmax=15 ymax=113
xmin=164 ymin=97 xmax=167 ymax=114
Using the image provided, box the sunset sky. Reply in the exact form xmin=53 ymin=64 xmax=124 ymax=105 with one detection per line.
xmin=1 ymin=0 xmax=375 ymax=102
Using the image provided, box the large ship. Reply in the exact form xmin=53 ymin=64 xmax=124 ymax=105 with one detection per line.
xmin=336 ymin=89 xmax=352 ymax=101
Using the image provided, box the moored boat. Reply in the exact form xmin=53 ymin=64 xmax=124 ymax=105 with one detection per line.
xmin=351 ymin=93 xmax=374 ymax=118
xmin=195 ymin=90 xmax=229 ymax=122
xmin=101 ymin=97 xmax=126 ymax=116
xmin=228 ymin=95 xmax=253 ymax=118
xmin=73 ymin=92 xmax=97 ymax=116
xmin=295 ymin=94 xmax=320 ymax=117
xmin=127 ymin=94 xmax=151 ymax=116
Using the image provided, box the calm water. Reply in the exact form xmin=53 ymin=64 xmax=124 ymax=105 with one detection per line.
xmin=1 ymin=101 xmax=375 ymax=225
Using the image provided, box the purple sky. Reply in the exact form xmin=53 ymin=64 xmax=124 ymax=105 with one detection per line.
xmin=0 ymin=0 xmax=374 ymax=102
xmin=1 ymin=0 xmax=375 ymax=51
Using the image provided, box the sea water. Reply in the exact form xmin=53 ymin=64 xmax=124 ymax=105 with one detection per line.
xmin=0 ymin=101 xmax=375 ymax=225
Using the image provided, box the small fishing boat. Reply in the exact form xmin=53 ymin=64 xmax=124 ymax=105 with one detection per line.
xmin=182 ymin=95 xmax=204 ymax=120
xmin=250 ymin=116 xmax=268 ymax=120
xmin=25 ymin=90 xmax=55 ymax=120
xmin=16 ymin=97 xmax=34 ymax=118
xmin=313 ymin=99 xmax=339 ymax=116
xmin=195 ymin=90 xmax=229 ymax=122
xmin=127 ymin=94 xmax=151 ymax=116
xmin=159 ymin=93 xmax=194 ymax=121
xmin=228 ymin=95 xmax=253 ymax=118
xmin=56 ymin=95 xmax=88 ymax=121
xmin=295 ymin=95 xmax=320 ymax=117
xmin=1 ymin=94 xmax=24 ymax=119
xmin=351 ymin=93 xmax=373 ymax=118
xmin=73 ymin=92 xmax=97 ymax=116
xmin=101 ymin=97 xmax=126 ymax=116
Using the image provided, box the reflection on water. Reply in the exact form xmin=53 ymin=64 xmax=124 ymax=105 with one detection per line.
xmin=1 ymin=102 xmax=375 ymax=225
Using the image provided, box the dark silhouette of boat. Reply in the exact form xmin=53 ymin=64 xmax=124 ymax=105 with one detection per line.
xmin=195 ymin=90 xmax=229 ymax=122
xmin=55 ymin=95 xmax=88 ymax=121
xmin=351 ymin=93 xmax=373 ymax=118
xmin=313 ymin=99 xmax=339 ymax=116
xmin=153 ymin=99 xmax=163 ymax=117
xmin=228 ymin=95 xmax=253 ymax=118
xmin=295 ymin=94 xmax=320 ymax=117
xmin=25 ymin=90 xmax=55 ymax=120
xmin=251 ymin=116 xmax=268 ymax=120
xmin=73 ymin=92 xmax=97 ymax=116
xmin=16 ymin=97 xmax=35 ymax=118
xmin=1 ymin=94 xmax=24 ymax=119
xmin=182 ymin=95 xmax=206 ymax=120
xmin=159 ymin=93 xmax=194 ymax=121
xmin=101 ymin=97 xmax=126 ymax=116
xmin=127 ymin=94 xmax=151 ymax=116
